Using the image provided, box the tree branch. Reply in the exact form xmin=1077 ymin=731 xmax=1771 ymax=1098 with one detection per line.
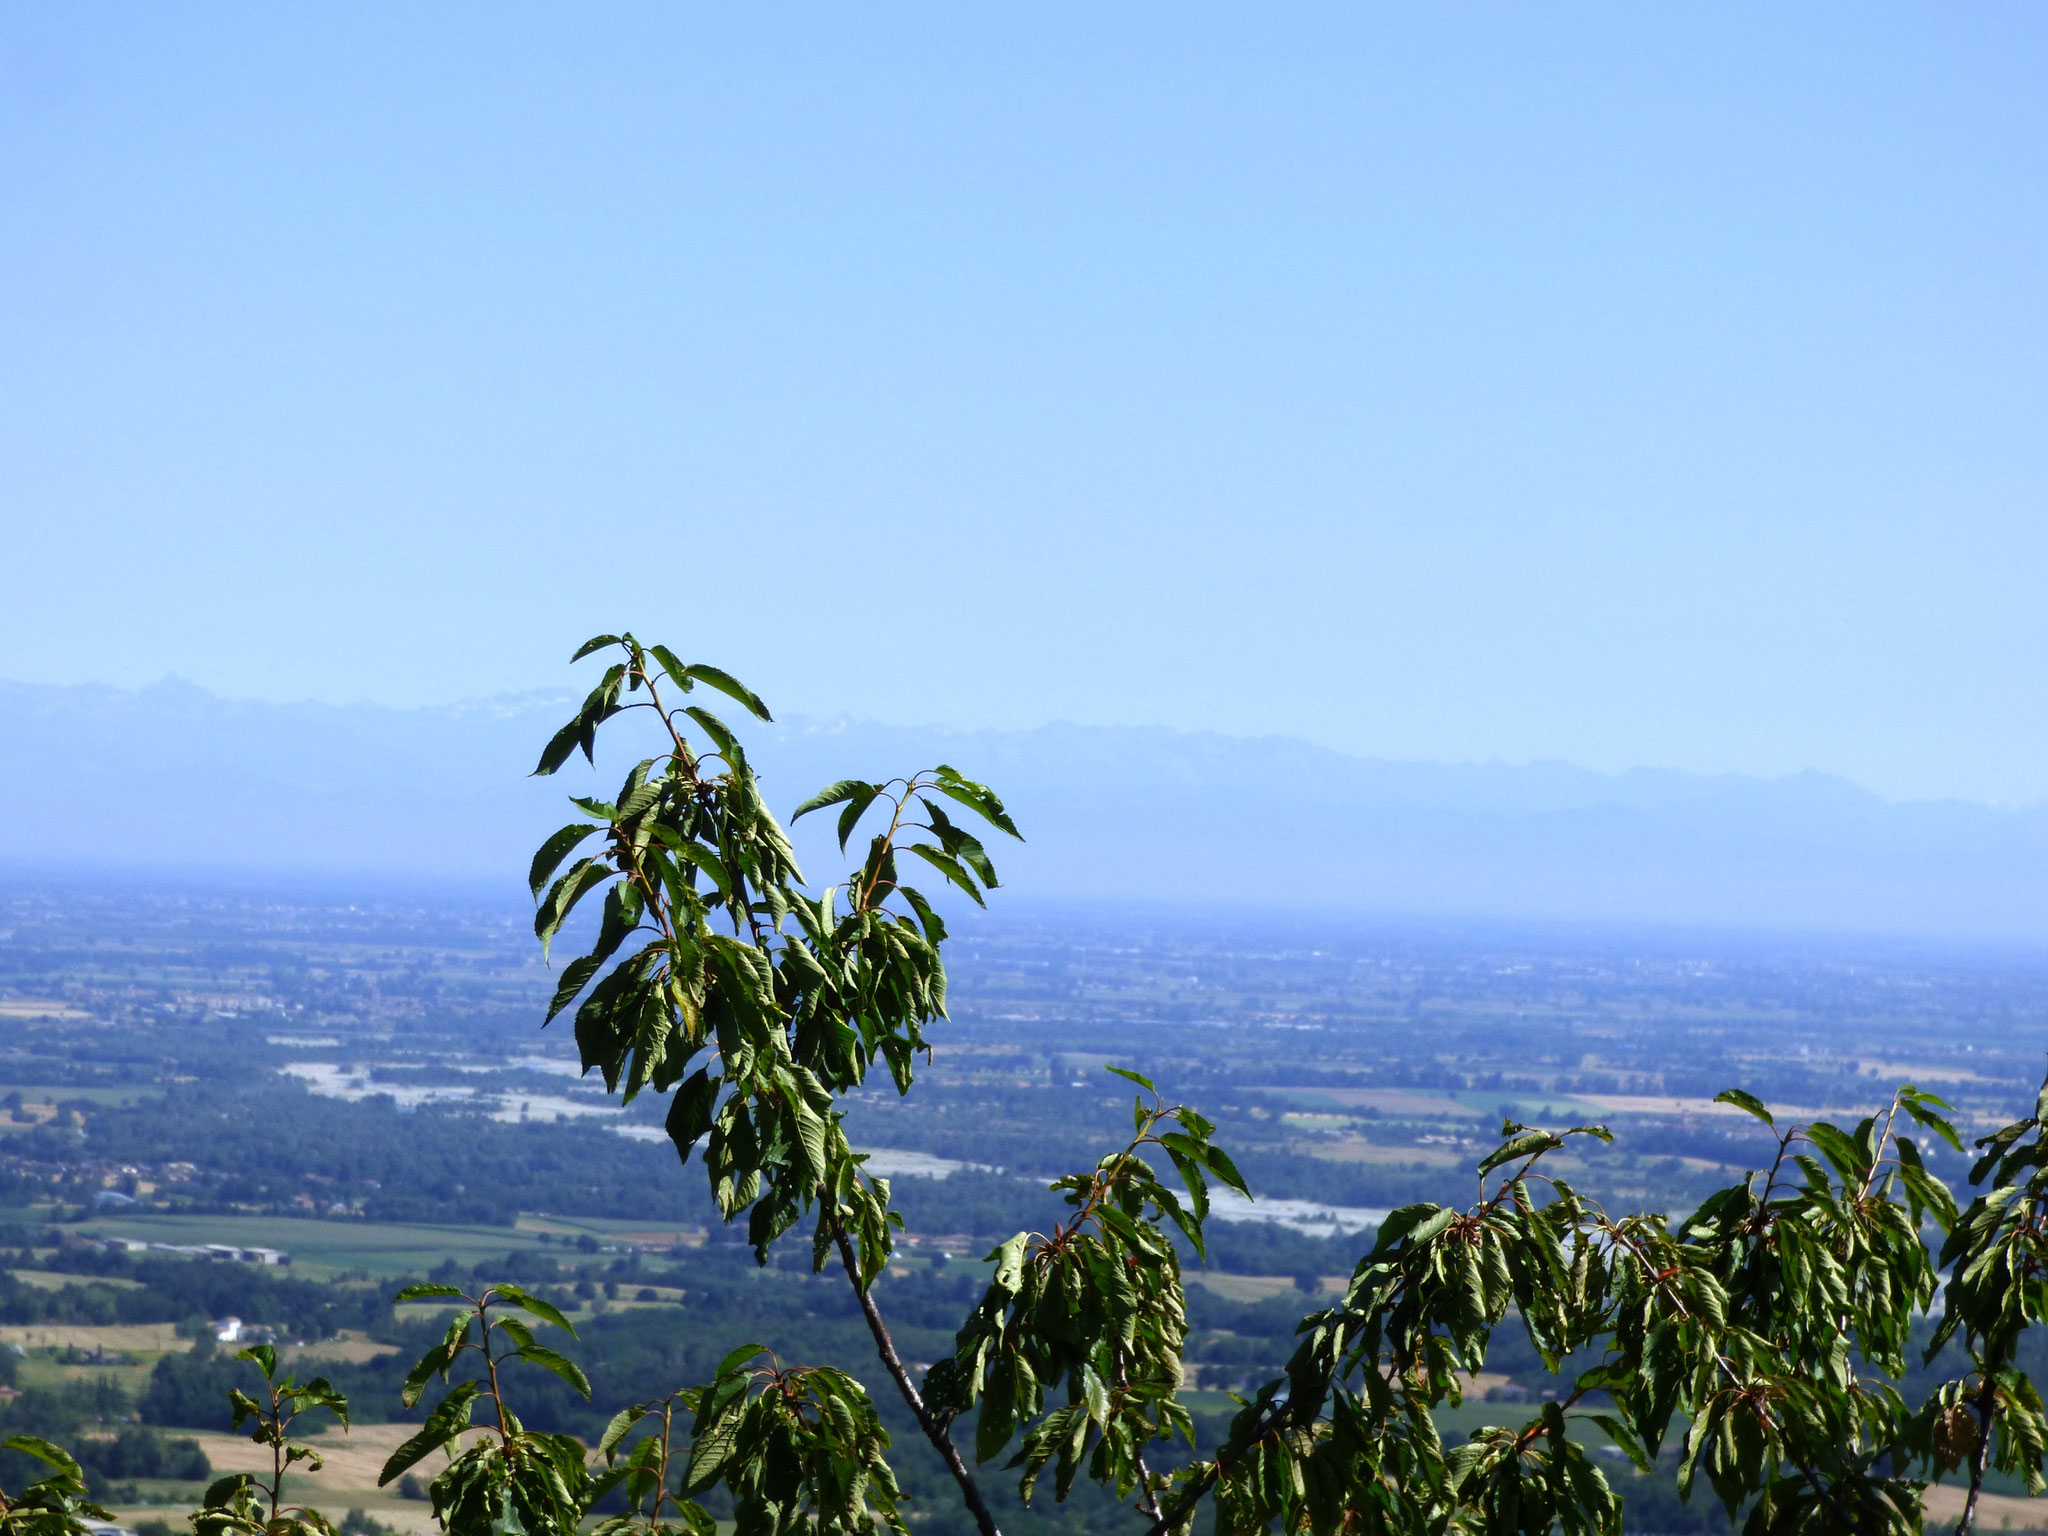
xmin=1137 ymin=1395 xmax=1296 ymax=1536
xmin=828 ymin=1223 xmax=1004 ymax=1536
xmin=1954 ymin=1371 xmax=1999 ymax=1536
xmin=1132 ymin=1449 xmax=1163 ymax=1523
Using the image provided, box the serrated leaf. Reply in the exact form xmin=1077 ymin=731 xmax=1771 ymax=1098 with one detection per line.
xmin=792 ymin=778 xmax=871 ymax=820
xmin=666 ymin=1069 xmax=720 ymax=1165
xmin=597 ymin=1407 xmax=642 ymax=1463
xmin=494 ymin=1285 xmax=578 ymax=1336
xmin=529 ymin=824 xmax=600 ymax=899
xmin=683 ymin=663 xmax=771 ymax=721
xmin=1713 ymin=1089 xmax=1775 ymax=1128
xmin=4 ymin=1435 xmax=80 ymax=1480
xmin=378 ymin=1382 xmax=478 ymax=1485
xmin=1478 ymin=1129 xmax=1563 ymax=1177
xmin=514 ymin=1344 xmax=592 ymax=1399
xmin=394 ymin=1282 xmax=468 ymax=1303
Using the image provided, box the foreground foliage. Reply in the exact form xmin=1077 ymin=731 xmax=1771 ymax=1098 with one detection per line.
xmin=3 ymin=635 xmax=2040 ymax=1536
xmin=509 ymin=635 xmax=2048 ymax=1536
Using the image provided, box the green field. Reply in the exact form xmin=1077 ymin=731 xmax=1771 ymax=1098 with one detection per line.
xmin=76 ymin=1214 xmax=551 ymax=1280
xmin=0 ymin=1085 xmax=161 ymax=1107
xmin=73 ymin=1210 xmax=698 ymax=1280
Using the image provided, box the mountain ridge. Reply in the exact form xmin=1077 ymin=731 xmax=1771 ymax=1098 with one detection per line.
xmin=4 ymin=675 xmax=2045 ymax=940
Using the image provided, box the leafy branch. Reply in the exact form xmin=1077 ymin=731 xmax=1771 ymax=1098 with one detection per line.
xmin=194 ymin=1346 xmax=350 ymax=1536
xmin=375 ymin=1283 xmax=593 ymax=1536
xmin=514 ymin=634 xmax=2048 ymax=1536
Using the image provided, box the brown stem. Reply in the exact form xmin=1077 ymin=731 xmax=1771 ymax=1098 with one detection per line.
xmin=657 ymin=1397 xmax=676 ymax=1524
xmin=828 ymin=1223 xmax=1003 ymax=1536
xmin=1047 ymin=1114 xmax=1163 ymax=1259
xmin=1143 ymin=1458 xmax=1219 ymax=1536
xmin=477 ymin=1299 xmax=512 ymax=1448
xmin=1515 ymin=1384 xmax=1590 ymax=1448
xmin=1955 ymin=1372 xmax=1999 ymax=1536
xmin=269 ymin=1397 xmax=287 ymax=1522
xmin=1477 ymin=1147 xmax=1557 ymax=1216
xmin=855 ymin=777 xmax=929 ymax=912
xmin=1859 ymin=1093 xmax=1906 ymax=1202
xmin=1133 ymin=1448 xmax=1163 ymax=1522
xmin=1754 ymin=1128 xmax=1800 ymax=1227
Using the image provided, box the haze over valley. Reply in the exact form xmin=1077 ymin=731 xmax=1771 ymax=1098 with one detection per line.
xmin=10 ymin=674 xmax=2048 ymax=940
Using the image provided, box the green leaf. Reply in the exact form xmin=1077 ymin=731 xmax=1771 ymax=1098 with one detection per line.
xmin=666 ymin=1069 xmax=721 ymax=1164
xmin=1478 ymin=1129 xmax=1563 ymax=1177
xmin=1713 ymin=1089 xmax=1775 ymax=1128
xmin=3 ymin=1435 xmax=81 ymax=1480
xmin=645 ymin=644 xmax=694 ymax=695
xmin=543 ymin=953 xmax=603 ymax=1026
xmin=1899 ymin=1093 xmax=1966 ymax=1153
xmin=536 ymin=860 xmax=614 ymax=955
xmin=668 ymin=839 xmax=734 ymax=898
xmin=1804 ymin=1120 xmax=1864 ymax=1180
xmin=903 ymin=842 xmax=985 ymax=905
xmin=715 ymin=1343 xmax=769 ymax=1380
xmin=533 ymin=717 xmax=591 ymax=777
xmin=234 ymin=1343 xmax=278 ymax=1380
xmin=514 ymin=1344 xmax=592 ymax=1399
xmin=378 ymin=1382 xmax=478 ymax=1485
xmin=494 ymin=1285 xmax=578 ymax=1337
xmin=682 ymin=706 xmax=739 ymax=762
xmin=400 ymin=1346 xmax=454 ymax=1411
xmin=1202 ymin=1142 xmax=1251 ymax=1198
xmin=529 ymin=824 xmax=599 ymax=899
xmin=792 ymin=1100 xmax=829 ymax=1184
xmin=394 ymin=1282 xmax=468 ymax=1303
xmin=792 ymin=778 xmax=871 ymax=820
xmin=921 ymin=800 xmax=999 ymax=885
xmin=682 ymin=663 xmax=772 ymax=722
xmin=597 ymin=1407 xmax=643 ymax=1463
xmin=1105 ymin=1066 xmax=1156 ymax=1093
xmin=1584 ymin=1414 xmax=1652 ymax=1471
xmin=931 ymin=766 xmax=1023 ymax=840
xmin=571 ymin=634 xmax=624 ymax=662
xmin=290 ymin=1377 xmax=351 ymax=1428
xmin=836 ymin=787 xmax=882 ymax=852
xmin=201 ymin=1472 xmax=255 ymax=1509
xmin=1375 ymin=1203 xmax=1456 ymax=1252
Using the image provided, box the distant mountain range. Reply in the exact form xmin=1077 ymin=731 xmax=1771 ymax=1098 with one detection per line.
xmin=5 ymin=675 xmax=2047 ymax=941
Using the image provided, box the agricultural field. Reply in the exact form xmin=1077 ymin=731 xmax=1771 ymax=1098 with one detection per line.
xmin=3 ymin=874 xmax=2048 ymax=1531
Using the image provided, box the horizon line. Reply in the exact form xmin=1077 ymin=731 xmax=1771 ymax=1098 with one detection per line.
xmin=3 ymin=669 xmax=2036 ymax=815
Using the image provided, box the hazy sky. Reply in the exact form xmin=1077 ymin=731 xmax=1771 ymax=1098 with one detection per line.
xmin=4 ymin=6 xmax=2045 ymax=802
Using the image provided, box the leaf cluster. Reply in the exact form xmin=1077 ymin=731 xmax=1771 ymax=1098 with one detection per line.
xmin=0 ymin=1436 xmax=109 ymax=1536
xmin=194 ymin=1344 xmax=350 ymax=1536
xmin=602 ymin=1345 xmax=903 ymax=1536
xmin=932 ymin=1072 xmax=1248 ymax=1514
xmin=376 ymin=1284 xmax=595 ymax=1536
xmin=529 ymin=636 xmax=1019 ymax=1273
xmin=502 ymin=637 xmax=2048 ymax=1536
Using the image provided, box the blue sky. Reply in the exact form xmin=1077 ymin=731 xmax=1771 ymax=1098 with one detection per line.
xmin=3 ymin=5 xmax=2044 ymax=802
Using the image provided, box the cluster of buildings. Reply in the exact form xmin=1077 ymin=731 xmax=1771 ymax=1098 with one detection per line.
xmin=90 ymin=1237 xmax=290 ymax=1265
